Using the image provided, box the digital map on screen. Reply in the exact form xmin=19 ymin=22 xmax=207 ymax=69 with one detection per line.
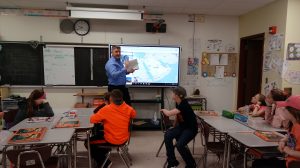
xmin=119 ymin=46 xmax=179 ymax=86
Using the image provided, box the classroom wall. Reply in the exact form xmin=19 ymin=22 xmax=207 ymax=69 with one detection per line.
xmin=0 ymin=14 xmax=239 ymax=115
xmin=283 ymin=0 xmax=300 ymax=94
xmin=239 ymin=0 xmax=288 ymax=94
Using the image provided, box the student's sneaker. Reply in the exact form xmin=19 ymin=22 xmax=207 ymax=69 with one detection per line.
xmin=167 ymin=160 xmax=179 ymax=168
xmin=103 ymin=160 xmax=112 ymax=168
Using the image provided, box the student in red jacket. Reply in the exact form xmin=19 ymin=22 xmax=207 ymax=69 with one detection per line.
xmin=89 ymin=89 xmax=136 ymax=168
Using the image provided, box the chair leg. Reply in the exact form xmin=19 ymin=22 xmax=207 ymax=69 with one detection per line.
xmin=118 ymin=148 xmax=130 ymax=168
xmin=123 ymin=146 xmax=133 ymax=165
xmin=100 ymin=151 xmax=111 ymax=168
xmin=121 ymin=146 xmax=132 ymax=166
xmin=192 ymin=137 xmax=196 ymax=155
xmin=163 ymin=160 xmax=168 ymax=168
xmin=156 ymin=140 xmax=165 ymax=157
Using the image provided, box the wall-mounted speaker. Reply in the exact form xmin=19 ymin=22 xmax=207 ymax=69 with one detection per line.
xmin=146 ymin=23 xmax=167 ymax=33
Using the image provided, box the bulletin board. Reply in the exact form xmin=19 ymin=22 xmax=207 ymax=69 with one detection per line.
xmin=201 ymin=52 xmax=237 ymax=77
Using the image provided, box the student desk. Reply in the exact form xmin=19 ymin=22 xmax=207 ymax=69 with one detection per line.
xmin=227 ymin=132 xmax=281 ymax=168
xmin=244 ymin=117 xmax=286 ymax=132
xmin=1 ymin=128 xmax=75 ymax=168
xmin=197 ymin=115 xmax=253 ymax=168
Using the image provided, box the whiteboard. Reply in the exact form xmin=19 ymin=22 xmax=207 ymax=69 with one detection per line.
xmin=43 ymin=47 xmax=75 ymax=85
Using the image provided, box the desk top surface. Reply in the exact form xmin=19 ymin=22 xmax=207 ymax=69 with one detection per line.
xmin=229 ymin=132 xmax=279 ymax=147
xmin=203 ymin=116 xmax=253 ymax=133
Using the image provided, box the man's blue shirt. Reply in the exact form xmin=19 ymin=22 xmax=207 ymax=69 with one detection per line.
xmin=105 ymin=57 xmax=127 ymax=85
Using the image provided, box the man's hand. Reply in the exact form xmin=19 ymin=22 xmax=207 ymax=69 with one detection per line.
xmin=125 ymin=61 xmax=129 ymax=69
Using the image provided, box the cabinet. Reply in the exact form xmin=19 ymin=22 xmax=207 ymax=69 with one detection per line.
xmin=186 ymin=96 xmax=207 ymax=112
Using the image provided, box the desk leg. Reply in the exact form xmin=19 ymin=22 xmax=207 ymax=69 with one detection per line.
xmin=74 ymin=133 xmax=77 ymax=168
xmin=222 ymin=134 xmax=228 ymax=168
xmin=68 ymin=143 xmax=72 ymax=168
xmin=226 ymin=140 xmax=231 ymax=168
xmin=87 ymin=130 xmax=92 ymax=168
xmin=2 ymin=146 xmax=7 ymax=168
xmin=244 ymin=148 xmax=249 ymax=168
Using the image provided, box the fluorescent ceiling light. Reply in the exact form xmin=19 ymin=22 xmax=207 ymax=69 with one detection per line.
xmin=66 ymin=6 xmax=144 ymax=20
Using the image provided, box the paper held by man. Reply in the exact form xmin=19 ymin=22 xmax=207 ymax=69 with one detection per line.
xmin=127 ymin=59 xmax=139 ymax=70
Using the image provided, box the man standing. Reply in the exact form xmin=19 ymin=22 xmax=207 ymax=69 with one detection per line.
xmin=105 ymin=45 xmax=135 ymax=105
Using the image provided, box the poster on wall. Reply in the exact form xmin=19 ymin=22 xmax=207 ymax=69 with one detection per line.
xmin=284 ymin=71 xmax=300 ymax=84
xmin=268 ymin=34 xmax=283 ymax=51
xmin=270 ymin=54 xmax=284 ymax=75
xmin=263 ymin=51 xmax=272 ymax=71
xmin=286 ymin=43 xmax=300 ymax=60
xmin=187 ymin=57 xmax=199 ymax=75
xmin=225 ymin=43 xmax=236 ymax=53
xmin=206 ymin=39 xmax=223 ymax=52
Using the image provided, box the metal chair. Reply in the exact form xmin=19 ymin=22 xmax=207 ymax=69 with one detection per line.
xmin=96 ymin=119 xmax=133 ymax=168
xmin=198 ymin=119 xmax=225 ymax=168
xmin=6 ymin=145 xmax=59 ymax=168
xmin=156 ymin=112 xmax=174 ymax=157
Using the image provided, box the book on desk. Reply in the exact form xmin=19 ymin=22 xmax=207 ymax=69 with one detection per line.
xmin=8 ymin=127 xmax=47 ymax=144
xmin=254 ymin=131 xmax=285 ymax=142
xmin=55 ymin=117 xmax=80 ymax=128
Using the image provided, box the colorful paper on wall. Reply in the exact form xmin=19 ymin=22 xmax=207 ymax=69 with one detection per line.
xmin=215 ymin=66 xmax=224 ymax=78
xmin=187 ymin=57 xmax=199 ymax=75
xmin=283 ymin=71 xmax=300 ymax=84
xmin=268 ymin=34 xmax=283 ymax=51
xmin=264 ymin=51 xmax=272 ymax=71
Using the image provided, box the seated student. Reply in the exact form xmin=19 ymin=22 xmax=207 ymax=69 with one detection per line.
xmin=252 ymin=95 xmax=300 ymax=168
xmin=238 ymin=93 xmax=267 ymax=117
xmin=89 ymin=89 xmax=136 ymax=168
xmin=160 ymin=86 xmax=198 ymax=168
xmin=265 ymin=89 xmax=289 ymax=128
xmin=13 ymin=89 xmax=54 ymax=126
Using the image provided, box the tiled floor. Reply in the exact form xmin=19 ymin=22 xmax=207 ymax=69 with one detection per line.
xmin=76 ymin=131 xmax=223 ymax=168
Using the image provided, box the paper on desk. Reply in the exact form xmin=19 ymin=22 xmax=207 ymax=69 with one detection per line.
xmin=127 ymin=59 xmax=139 ymax=70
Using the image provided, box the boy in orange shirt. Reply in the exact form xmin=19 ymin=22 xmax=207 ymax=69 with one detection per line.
xmin=89 ymin=89 xmax=136 ymax=168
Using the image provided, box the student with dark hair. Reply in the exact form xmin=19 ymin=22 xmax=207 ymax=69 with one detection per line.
xmin=89 ymin=89 xmax=136 ymax=167
xmin=13 ymin=89 xmax=54 ymax=125
xmin=105 ymin=45 xmax=135 ymax=106
xmin=252 ymin=95 xmax=300 ymax=168
xmin=160 ymin=86 xmax=198 ymax=168
xmin=265 ymin=89 xmax=289 ymax=128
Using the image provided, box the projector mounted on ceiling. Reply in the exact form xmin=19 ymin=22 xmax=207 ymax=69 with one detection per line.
xmin=66 ymin=6 xmax=144 ymax=21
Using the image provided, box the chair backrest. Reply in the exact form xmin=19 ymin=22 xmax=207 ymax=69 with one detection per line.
xmin=127 ymin=118 xmax=133 ymax=145
xmin=6 ymin=145 xmax=52 ymax=168
xmin=160 ymin=113 xmax=173 ymax=132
